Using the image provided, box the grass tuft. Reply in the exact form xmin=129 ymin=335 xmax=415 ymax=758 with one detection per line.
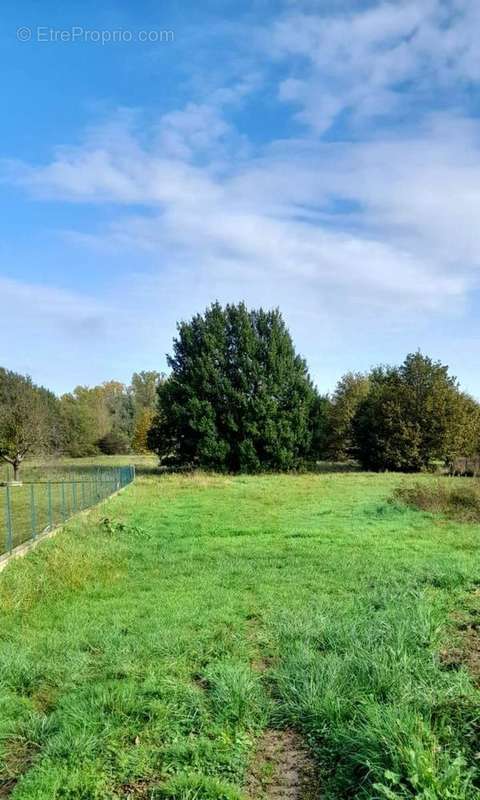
xmin=152 ymin=772 xmax=244 ymax=799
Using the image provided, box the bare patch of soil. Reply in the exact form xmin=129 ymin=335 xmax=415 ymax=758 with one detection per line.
xmin=440 ymin=624 xmax=480 ymax=681
xmin=440 ymin=596 xmax=480 ymax=682
xmin=0 ymin=779 xmax=17 ymax=798
xmin=0 ymin=738 xmax=40 ymax=798
xmin=121 ymin=779 xmax=158 ymax=799
xmin=250 ymin=656 xmax=273 ymax=673
xmin=246 ymin=729 xmax=320 ymax=800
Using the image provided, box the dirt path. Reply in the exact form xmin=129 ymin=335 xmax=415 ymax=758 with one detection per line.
xmin=246 ymin=729 xmax=320 ymax=799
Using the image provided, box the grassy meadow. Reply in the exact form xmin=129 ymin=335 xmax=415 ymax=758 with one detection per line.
xmin=0 ymin=471 xmax=480 ymax=798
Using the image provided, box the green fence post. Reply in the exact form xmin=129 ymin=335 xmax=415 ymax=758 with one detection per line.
xmin=81 ymin=481 xmax=85 ymax=510
xmin=48 ymin=482 xmax=53 ymax=529
xmin=5 ymin=484 xmax=13 ymax=553
xmin=72 ymin=481 xmax=77 ymax=514
xmin=30 ymin=483 xmax=37 ymax=540
xmin=61 ymin=482 xmax=66 ymax=522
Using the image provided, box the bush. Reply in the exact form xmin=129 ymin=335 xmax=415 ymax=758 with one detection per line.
xmin=394 ymin=480 xmax=480 ymax=522
xmin=96 ymin=431 xmax=130 ymax=455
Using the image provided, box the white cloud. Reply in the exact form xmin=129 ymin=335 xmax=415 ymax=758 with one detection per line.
xmin=3 ymin=108 xmax=476 ymax=324
xmin=0 ymin=278 xmax=112 ymax=390
xmin=0 ymin=277 xmax=106 ymax=331
xmin=8 ymin=106 xmax=477 ymax=310
xmin=3 ymin=1 xmax=480 ymax=395
xmin=268 ymin=0 xmax=480 ymax=132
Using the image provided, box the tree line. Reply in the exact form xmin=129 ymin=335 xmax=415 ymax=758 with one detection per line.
xmin=147 ymin=303 xmax=480 ymax=473
xmin=1 ymin=303 xmax=479 ymax=478
xmin=0 ymin=369 xmax=162 ymax=479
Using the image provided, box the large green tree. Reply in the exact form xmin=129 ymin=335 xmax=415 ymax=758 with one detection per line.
xmin=352 ymin=352 xmax=468 ymax=471
xmin=149 ymin=303 xmax=317 ymax=472
xmin=0 ymin=369 xmax=55 ymax=480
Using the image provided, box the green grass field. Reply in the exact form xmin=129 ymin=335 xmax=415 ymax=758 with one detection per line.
xmin=0 ymin=471 xmax=480 ymax=799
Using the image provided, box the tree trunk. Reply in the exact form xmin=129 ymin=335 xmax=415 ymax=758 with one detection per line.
xmin=0 ymin=454 xmax=23 ymax=482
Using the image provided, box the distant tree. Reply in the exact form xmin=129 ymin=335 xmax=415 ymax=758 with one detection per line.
xmin=97 ymin=430 xmax=131 ymax=455
xmin=0 ymin=369 xmax=50 ymax=480
xmin=102 ymin=381 xmax=134 ymax=442
xmin=38 ymin=385 xmax=64 ymax=455
xmin=444 ymin=392 xmax=480 ymax=463
xmin=328 ymin=372 xmax=370 ymax=460
xmin=149 ymin=303 xmax=316 ymax=472
xmin=60 ymin=392 xmax=99 ymax=457
xmin=60 ymin=381 xmax=134 ymax=456
xmin=130 ymin=371 xmax=164 ymax=453
xmin=353 ymin=352 xmax=464 ymax=472
xmin=132 ymin=408 xmax=156 ymax=453
xmin=309 ymin=393 xmax=332 ymax=461
xmin=131 ymin=371 xmax=163 ymax=412
xmin=67 ymin=385 xmax=108 ymax=450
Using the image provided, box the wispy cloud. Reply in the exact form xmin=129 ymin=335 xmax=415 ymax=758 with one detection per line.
xmin=2 ymin=0 xmax=480 ymax=395
xmin=0 ymin=277 xmax=106 ymax=331
xmin=269 ymin=0 xmax=480 ymax=132
xmin=3 ymin=108 xmax=474 ymax=315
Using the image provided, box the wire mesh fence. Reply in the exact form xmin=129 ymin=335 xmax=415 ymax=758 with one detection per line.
xmin=0 ymin=465 xmax=135 ymax=556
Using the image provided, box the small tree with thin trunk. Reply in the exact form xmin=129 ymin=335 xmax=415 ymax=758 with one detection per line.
xmin=0 ymin=369 xmax=48 ymax=482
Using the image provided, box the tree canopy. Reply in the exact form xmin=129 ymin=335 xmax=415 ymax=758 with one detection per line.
xmin=327 ymin=372 xmax=370 ymax=460
xmin=149 ymin=302 xmax=318 ymax=472
xmin=0 ymin=369 xmax=54 ymax=480
xmin=352 ymin=353 xmax=475 ymax=471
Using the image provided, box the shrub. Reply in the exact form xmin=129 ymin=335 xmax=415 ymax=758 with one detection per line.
xmin=394 ymin=480 xmax=480 ymax=522
xmin=96 ymin=431 xmax=130 ymax=455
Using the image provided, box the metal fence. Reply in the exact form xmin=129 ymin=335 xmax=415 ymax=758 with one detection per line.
xmin=0 ymin=465 xmax=135 ymax=557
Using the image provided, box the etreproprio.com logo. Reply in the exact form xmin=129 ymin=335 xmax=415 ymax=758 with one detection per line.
xmin=16 ymin=26 xmax=175 ymax=44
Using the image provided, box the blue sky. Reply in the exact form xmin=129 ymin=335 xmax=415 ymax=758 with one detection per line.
xmin=1 ymin=0 xmax=480 ymax=397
